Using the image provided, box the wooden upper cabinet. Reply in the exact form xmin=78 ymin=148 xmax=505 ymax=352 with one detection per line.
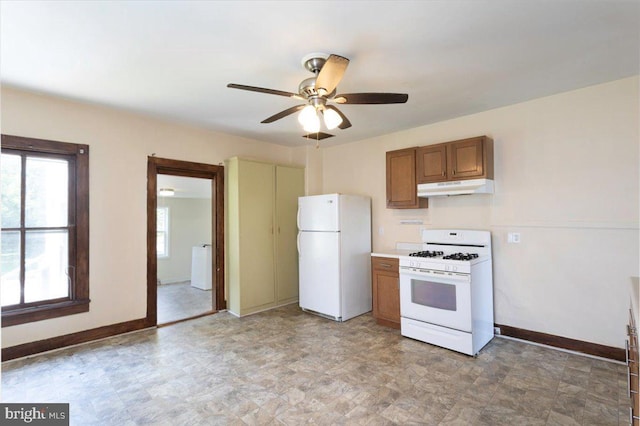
xmin=386 ymin=148 xmax=428 ymax=209
xmin=450 ymin=137 xmax=485 ymax=179
xmin=416 ymin=143 xmax=447 ymax=183
xmin=417 ymin=136 xmax=493 ymax=184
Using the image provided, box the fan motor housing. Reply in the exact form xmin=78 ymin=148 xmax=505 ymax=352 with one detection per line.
xmin=299 ymin=77 xmax=317 ymax=97
xmin=298 ymin=77 xmax=336 ymax=99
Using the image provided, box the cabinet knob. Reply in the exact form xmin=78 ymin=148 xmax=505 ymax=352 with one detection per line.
xmin=452 ymin=170 xmax=456 ymax=175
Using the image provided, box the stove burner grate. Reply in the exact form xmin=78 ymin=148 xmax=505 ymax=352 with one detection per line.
xmin=442 ymin=252 xmax=479 ymax=261
xmin=408 ymin=250 xmax=443 ymax=258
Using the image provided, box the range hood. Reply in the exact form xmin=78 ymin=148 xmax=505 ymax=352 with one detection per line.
xmin=417 ymin=178 xmax=494 ymax=198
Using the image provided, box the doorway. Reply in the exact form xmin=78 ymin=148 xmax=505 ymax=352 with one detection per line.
xmin=147 ymin=157 xmax=225 ymax=327
xmin=156 ymin=175 xmax=212 ymax=323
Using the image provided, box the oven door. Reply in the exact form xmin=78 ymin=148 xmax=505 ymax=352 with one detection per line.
xmin=400 ymin=268 xmax=472 ymax=332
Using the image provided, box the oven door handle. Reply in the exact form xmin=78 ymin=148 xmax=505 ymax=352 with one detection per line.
xmin=400 ymin=269 xmax=470 ymax=285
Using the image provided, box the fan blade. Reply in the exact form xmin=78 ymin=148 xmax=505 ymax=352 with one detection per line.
xmin=227 ymin=83 xmax=302 ymax=99
xmin=333 ymin=93 xmax=408 ymax=104
xmin=261 ymin=104 xmax=306 ymax=123
xmin=315 ymin=54 xmax=349 ymax=96
xmin=325 ymin=105 xmax=352 ymax=129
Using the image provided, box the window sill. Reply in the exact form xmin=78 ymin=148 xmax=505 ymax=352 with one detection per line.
xmin=2 ymin=299 xmax=90 ymax=327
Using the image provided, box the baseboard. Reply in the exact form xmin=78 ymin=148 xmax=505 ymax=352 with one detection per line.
xmin=228 ymin=300 xmax=299 ymax=318
xmin=2 ymin=318 xmax=153 ymax=362
xmin=495 ymin=323 xmax=624 ymax=362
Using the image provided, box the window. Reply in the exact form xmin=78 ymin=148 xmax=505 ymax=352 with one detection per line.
xmin=156 ymin=206 xmax=169 ymax=258
xmin=1 ymin=135 xmax=89 ymax=327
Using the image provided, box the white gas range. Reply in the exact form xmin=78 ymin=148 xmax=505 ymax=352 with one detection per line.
xmin=398 ymin=229 xmax=494 ymax=356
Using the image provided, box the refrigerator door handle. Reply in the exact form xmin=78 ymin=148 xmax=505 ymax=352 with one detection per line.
xmin=297 ymin=206 xmax=301 ymax=230
xmin=297 ymin=233 xmax=301 ymax=255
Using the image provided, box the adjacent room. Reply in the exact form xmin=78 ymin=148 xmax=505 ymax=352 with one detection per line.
xmin=0 ymin=1 xmax=638 ymax=424
xmin=156 ymin=174 xmax=214 ymax=324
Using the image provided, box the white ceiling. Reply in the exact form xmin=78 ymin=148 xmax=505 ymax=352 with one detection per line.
xmin=1 ymin=1 xmax=638 ymax=147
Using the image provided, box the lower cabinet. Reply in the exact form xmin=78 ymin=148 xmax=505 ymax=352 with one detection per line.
xmin=371 ymin=256 xmax=400 ymax=329
xmin=629 ymin=307 xmax=640 ymax=425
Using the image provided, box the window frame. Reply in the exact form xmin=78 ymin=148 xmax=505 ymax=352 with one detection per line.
xmin=1 ymin=135 xmax=90 ymax=327
xmin=156 ymin=206 xmax=169 ymax=258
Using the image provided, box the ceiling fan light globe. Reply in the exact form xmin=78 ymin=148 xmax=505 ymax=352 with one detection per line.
xmin=323 ymin=108 xmax=343 ymax=130
xmin=303 ymin=115 xmax=321 ymax=133
xmin=298 ymin=105 xmax=317 ymax=125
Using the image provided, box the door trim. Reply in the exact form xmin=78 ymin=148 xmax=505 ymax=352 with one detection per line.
xmin=147 ymin=156 xmax=225 ymax=326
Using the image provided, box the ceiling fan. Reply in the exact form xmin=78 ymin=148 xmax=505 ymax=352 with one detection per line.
xmin=227 ymin=53 xmax=408 ymax=134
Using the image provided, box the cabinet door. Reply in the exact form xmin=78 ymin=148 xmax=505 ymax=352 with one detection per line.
xmin=416 ymin=144 xmax=447 ymax=183
xmin=376 ymin=272 xmax=400 ymax=323
xmin=372 ymin=257 xmax=400 ymax=328
xmin=275 ymin=166 xmax=305 ymax=304
xmin=448 ymin=137 xmax=485 ymax=179
xmin=238 ymin=161 xmax=276 ymax=310
xmin=386 ymin=148 xmax=427 ymax=209
xmin=629 ymin=309 xmax=640 ymax=424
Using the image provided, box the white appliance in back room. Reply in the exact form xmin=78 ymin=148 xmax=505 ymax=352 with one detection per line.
xmin=191 ymin=244 xmax=212 ymax=290
xmin=297 ymin=194 xmax=372 ymax=321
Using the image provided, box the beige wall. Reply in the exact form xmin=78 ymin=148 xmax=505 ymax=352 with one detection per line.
xmin=157 ymin=197 xmax=212 ymax=284
xmin=2 ymin=76 xmax=638 ymax=351
xmin=320 ymin=76 xmax=639 ymax=348
xmin=291 ymin=145 xmax=323 ymax=196
xmin=1 ymin=86 xmax=303 ymax=348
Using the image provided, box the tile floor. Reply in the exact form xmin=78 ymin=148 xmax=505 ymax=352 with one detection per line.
xmin=157 ymin=281 xmax=213 ymax=324
xmin=1 ymin=305 xmax=627 ymax=425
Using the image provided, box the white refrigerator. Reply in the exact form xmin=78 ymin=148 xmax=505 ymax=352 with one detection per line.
xmin=297 ymin=193 xmax=372 ymax=321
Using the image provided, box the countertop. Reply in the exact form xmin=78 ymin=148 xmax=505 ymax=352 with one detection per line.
xmin=371 ymin=243 xmax=422 ymax=259
xmin=370 ymin=249 xmax=414 ymax=259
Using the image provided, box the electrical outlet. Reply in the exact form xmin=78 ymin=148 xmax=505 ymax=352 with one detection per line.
xmin=507 ymin=232 xmax=521 ymax=243
xmin=494 ymin=327 xmax=501 ymax=335
xmin=378 ymin=226 xmax=384 ymax=236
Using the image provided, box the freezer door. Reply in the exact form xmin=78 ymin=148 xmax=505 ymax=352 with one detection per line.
xmin=298 ymin=231 xmax=341 ymax=318
xmin=297 ymin=194 xmax=340 ymax=232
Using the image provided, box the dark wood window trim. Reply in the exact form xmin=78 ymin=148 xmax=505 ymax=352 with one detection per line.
xmin=1 ymin=135 xmax=90 ymax=327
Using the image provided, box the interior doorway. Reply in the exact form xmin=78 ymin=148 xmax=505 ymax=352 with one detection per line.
xmin=147 ymin=157 xmax=225 ymax=326
xmin=156 ymin=175 xmax=212 ymax=324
